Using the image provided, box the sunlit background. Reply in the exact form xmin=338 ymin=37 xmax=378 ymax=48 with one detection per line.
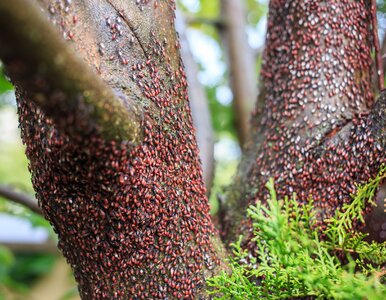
xmin=1 ymin=0 xmax=385 ymax=299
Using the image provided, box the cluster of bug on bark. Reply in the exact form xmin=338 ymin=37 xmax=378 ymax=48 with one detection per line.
xmin=15 ymin=0 xmax=225 ymax=299
xmin=7 ymin=0 xmax=386 ymax=298
xmin=222 ymin=0 xmax=386 ymax=251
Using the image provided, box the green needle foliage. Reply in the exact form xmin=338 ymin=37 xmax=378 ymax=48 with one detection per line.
xmin=208 ymin=166 xmax=386 ymax=299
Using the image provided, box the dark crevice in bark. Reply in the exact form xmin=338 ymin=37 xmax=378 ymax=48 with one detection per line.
xmin=105 ymin=0 xmax=150 ymax=60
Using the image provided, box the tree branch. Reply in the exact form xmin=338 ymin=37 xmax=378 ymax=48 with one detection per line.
xmin=0 ymin=0 xmax=142 ymax=142
xmin=9 ymin=1 xmax=227 ymax=297
xmin=2 ymin=241 xmax=58 ymax=254
xmin=0 ymin=184 xmax=41 ymax=215
xmin=185 ymin=16 xmax=225 ymax=29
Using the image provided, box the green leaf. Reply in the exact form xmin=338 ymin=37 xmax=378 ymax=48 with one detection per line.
xmin=0 ymin=246 xmax=14 ymax=282
xmin=9 ymin=253 xmax=56 ymax=286
xmin=198 ymin=0 xmax=219 ymax=19
xmin=0 ymin=67 xmax=13 ymax=94
xmin=208 ymin=167 xmax=386 ymax=299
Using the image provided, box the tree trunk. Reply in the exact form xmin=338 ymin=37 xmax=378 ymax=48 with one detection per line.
xmin=222 ymin=0 xmax=386 ymax=246
xmin=0 ymin=0 xmax=226 ymax=298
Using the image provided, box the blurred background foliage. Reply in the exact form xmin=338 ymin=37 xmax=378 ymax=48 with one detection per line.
xmin=178 ymin=0 xmax=268 ymax=213
xmin=1 ymin=58 xmax=57 ymax=299
xmin=1 ymin=0 xmax=386 ymax=299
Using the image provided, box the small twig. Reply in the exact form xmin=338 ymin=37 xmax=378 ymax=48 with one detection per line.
xmin=0 ymin=184 xmax=41 ymax=215
xmin=185 ymin=16 xmax=225 ymax=29
xmin=2 ymin=241 xmax=58 ymax=254
xmin=333 ymin=247 xmax=356 ymax=254
xmin=374 ymin=268 xmax=386 ymax=279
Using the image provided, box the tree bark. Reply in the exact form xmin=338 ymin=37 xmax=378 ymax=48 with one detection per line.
xmin=3 ymin=0 xmax=385 ymax=298
xmin=0 ymin=0 xmax=141 ymax=143
xmin=222 ymin=0 xmax=386 ymax=246
xmin=1 ymin=0 xmax=226 ymax=298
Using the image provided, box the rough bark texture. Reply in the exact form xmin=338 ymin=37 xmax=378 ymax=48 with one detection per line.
xmin=6 ymin=0 xmax=226 ymax=298
xmin=4 ymin=0 xmax=386 ymax=298
xmin=222 ymin=0 xmax=386 ymax=247
xmin=0 ymin=0 xmax=141 ymax=143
